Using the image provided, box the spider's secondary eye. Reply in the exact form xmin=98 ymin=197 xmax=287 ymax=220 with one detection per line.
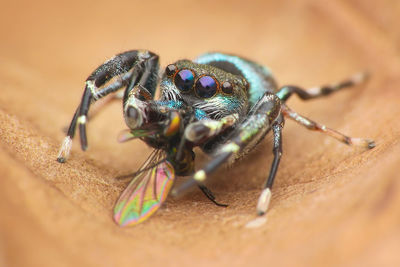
xmin=195 ymin=76 xmax=218 ymax=98
xmin=165 ymin=64 xmax=177 ymax=77
xmin=221 ymin=81 xmax=233 ymax=94
xmin=174 ymin=69 xmax=195 ymax=92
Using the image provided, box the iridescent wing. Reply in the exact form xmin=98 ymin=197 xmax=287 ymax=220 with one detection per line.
xmin=113 ymin=150 xmax=175 ymax=226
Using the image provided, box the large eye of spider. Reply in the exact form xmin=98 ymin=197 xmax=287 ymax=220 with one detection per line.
xmin=165 ymin=64 xmax=177 ymax=77
xmin=174 ymin=69 xmax=195 ymax=92
xmin=195 ymin=75 xmax=218 ymax=98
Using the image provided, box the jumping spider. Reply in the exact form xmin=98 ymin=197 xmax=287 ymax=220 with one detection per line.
xmin=57 ymin=50 xmax=375 ymax=226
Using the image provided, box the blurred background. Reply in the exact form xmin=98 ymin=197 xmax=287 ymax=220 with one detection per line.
xmin=1 ymin=0 xmax=400 ymax=266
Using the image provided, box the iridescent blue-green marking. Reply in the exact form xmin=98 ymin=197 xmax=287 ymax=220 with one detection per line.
xmin=156 ymin=100 xmax=183 ymax=109
xmin=156 ymin=101 xmax=208 ymax=120
xmin=217 ymin=95 xmax=241 ymax=112
xmin=275 ymin=87 xmax=291 ymax=101
xmin=194 ymin=108 xmax=207 ymax=120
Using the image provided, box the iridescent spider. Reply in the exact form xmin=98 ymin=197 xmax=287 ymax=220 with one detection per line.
xmin=57 ymin=50 xmax=375 ymax=226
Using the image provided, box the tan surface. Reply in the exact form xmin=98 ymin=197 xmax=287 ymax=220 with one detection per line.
xmin=1 ymin=0 xmax=400 ymax=266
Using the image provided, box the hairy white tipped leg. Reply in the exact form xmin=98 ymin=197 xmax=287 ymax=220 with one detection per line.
xmin=256 ymin=188 xmax=272 ymax=215
xmin=57 ymin=136 xmax=72 ymax=163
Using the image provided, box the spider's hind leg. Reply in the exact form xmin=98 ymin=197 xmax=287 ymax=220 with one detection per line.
xmin=282 ymin=104 xmax=375 ymax=149
xmin=276 ymin=71 xmax=368 ymax=102
xmin=275 ymin=71 xmax=375 ymax=149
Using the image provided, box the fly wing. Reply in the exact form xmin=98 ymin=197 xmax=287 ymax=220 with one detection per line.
xmin=113 ymin=150 xmax=175 ymax=226
xmin=117 ymin=126 xmax=160 ymax=143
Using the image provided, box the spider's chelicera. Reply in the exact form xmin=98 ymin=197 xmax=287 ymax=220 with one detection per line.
xmin=57 ymin=50 xmax=375 ymax=226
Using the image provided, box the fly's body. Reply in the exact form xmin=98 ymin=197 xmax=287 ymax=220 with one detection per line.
xmin=57 ymin=50 xmax=375 ymax=226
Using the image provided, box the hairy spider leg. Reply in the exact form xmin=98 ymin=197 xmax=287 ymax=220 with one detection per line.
xmin=276 ymin=71 xmax=369 ymax=101
xmin=58 ymin=75 xmax=136 ymax=160
xmin=256 ymin=119 xmax=283 ymax=215
xmin=57 ymin=50 xmax=159 ymax=163
xmin=282 ymin=105 xmax=375 ymax=148
xmin=276 ymin=72 xmax=375 ymax=149
xmin=78 ymin=52 xmax=159 ymax=150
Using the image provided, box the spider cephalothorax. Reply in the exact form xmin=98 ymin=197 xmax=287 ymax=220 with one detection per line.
xmin=57 ymin=50 xmax=375 ymax=226
xmin=160 ymin=60 xmax=249 ymax=120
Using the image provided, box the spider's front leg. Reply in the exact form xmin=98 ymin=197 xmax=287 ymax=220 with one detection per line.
xmin=174 ymin=114 xmax=240 ymax=206
xmin=176 ymin=114 xmax=239 ymax=160
xmin=173 ymin=93 xmax=283 ymax=215
xmin=57 ymin=50 xmax=159 ymax=163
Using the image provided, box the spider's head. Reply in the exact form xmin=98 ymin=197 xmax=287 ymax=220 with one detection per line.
xmin=160 ymin=60 xmax=249 ymax=119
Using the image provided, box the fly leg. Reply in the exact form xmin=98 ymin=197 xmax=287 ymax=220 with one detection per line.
xmin=198 ymin=184 xmax=228 ymax=207
xmin=175 ymin=114 xmax=239 ymax=206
